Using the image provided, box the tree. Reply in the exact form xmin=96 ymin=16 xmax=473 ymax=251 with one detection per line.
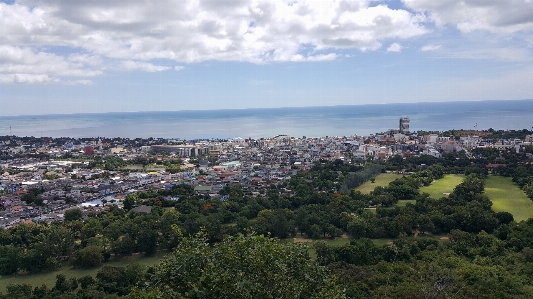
xmin=3 ymin=284 xmax=32 ymax=299
xmin=347 ymin=217 xmax=371 ymax=239
xmin=112 ymin=234 xmax=136 ymax=255
xmin=129 ymin=232 xmax=345 ymax=299
xmin=19 ymin=247 xmax=59 ymax=273
xmin=0 ymin=245 xmax=19 ymax=275
xmin=81 ymin=218 xmax=103 ymax=240
xmin=46 ymin=226 xmax=75 ymax=257
xmin=496 ymin=211 xmax=514 ymax=225
xmin=96 ymin=264 xmax=146 ymax=296
xmin=73 ymin=245 xmax=104 ymax=268
xmin=124 ymin=194 xmax=138 ymax=211
xmin=53 ymin=273 xmax=78 ymax=293
xmin=64 ymin=208 xmax=83 ymax=222
xmin=136 ymin=228 xmax=158 ymax=255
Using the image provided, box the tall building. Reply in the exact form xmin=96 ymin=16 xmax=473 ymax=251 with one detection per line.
xmin=399 ymin=117 xmax=410 ymax=134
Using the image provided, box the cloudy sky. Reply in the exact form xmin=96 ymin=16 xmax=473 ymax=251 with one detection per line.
xmin=1 ymin=0 xmax=532 ymax=116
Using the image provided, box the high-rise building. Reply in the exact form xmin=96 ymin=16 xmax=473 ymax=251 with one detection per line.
xmin=399 ymin=117 xmax=410 ymax=134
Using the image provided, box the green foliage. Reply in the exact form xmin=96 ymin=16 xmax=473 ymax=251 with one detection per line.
xmin=3 ymin=283 xmax=32 ymax=299
xmin=340 ymin=164 xmax=383 ymax=192
xmin=97 ymin=264 xmax=146 ymax=296
xmin=524 ymin=183 xmax=533 ymax=200
xmin=53 ymin=273 xmax=78 ymax=293
xmin=103 ymin=156 xmax=129 ymax=171
xmin=73 ymin=245 xmax=104 ymax=268
xmin=0 ymin=245 xmax=19 ymax=275
xmin=20 ymin=188 xmax=45 ymax=205
xmin=254 ymin=209 xmax=295 ymax=238
xmin=134 ymin=232 xmax=345 ymax=299
xmin=123 ymin=194 xmax=138 ymax=211
xmin=5 ymin=143 xmax=533 ymax=298
xmin=64 ymin=208 xmax=83 ymax=222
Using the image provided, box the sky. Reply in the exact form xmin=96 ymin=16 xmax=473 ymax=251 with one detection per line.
xmin=0 ymin=0 xmax=532 ymax=116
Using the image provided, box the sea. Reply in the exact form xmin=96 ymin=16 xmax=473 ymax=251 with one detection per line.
xmin=1 ymin=99 xmax=532 ymax=139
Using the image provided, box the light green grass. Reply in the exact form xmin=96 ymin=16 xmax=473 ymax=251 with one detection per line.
xmin=396 ymin=200 xmax=416 ymax=207
xmin=320 ymin=238 xmax=351 ymax=246
xmin=293 ymin=234 xmax=351 ymax=246
xmin=301 ymin=234 xmax=449 ymax=259
xmin=371 ymin=238 xmax=396 ymax=246
xmin=356 ymin=173 xmax=403 ymax=194
xmin=485 ymin=175 xmax=533 ymax=222
xmin=372 ymin=234 xmax=448 ymax=246
xmin=0 ymin=251 xmax=168 ymax=293
xmin=293 ymin=235 xmax=351 ymax=260
xmin=420 ymin=174 xmax=465 ymax=199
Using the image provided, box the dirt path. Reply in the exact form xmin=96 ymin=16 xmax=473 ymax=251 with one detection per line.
xmin=293 ymin=237 xmax=313 ymax=243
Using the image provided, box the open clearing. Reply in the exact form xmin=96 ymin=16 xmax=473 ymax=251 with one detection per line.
xmin=396 ymin=199 xmax=416 ymax=207
xmin=356 ymin=173 xmax=402 ymax=194
xmin=420 ymin=174 xmax=464 ymax=199
xmin=0 ymin=251 xmax=168 ymax=293
xmin=294 ymin=235 xmax=351 ymax=259
xmin=485 ymin=175 xmax=533 ymax=222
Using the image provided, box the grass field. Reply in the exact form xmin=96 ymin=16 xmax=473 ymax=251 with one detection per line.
xmin=356 ymin=173 xmax=403 ymax=194
xmin=396 ymin=200 xmax=416 ymax=207
xmin=294 ymin=235 xmax=351 ymax=259
xmin=420 ymin=174 xmax=464 ymax=199
xmin=485 ymin=175 xmax=533 ymax=222
xmin=295 ymin=233 xmax=450 ymax=260
xmin=0 ymin=251 xmax=168 ymax=293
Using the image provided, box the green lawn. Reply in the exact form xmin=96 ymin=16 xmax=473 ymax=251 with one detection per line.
xmin=293 ymin=235 xmax=351 ymax=260
xmin=485 ymin=175 xmax=533 ymax=222
xmin=420 ymin=174 xmax=465 ymax=199
xmin=299 ymin=234 xmax=449 ymax=259
xmin=371 ymin=238 xmax=395 ymax=246
xmin=356 ymin=173 xmax=403 ymax=194
xmin=320 ymin=237 xmax=351 ymax=246
xmin=396 ymin=200 xmax=416 ymax=207
xmin=0 ymin=251 xmax=168 ymax=293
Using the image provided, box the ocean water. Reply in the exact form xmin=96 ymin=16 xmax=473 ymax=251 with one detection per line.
xmin=1 ymin=100 xmax=532 ymax=139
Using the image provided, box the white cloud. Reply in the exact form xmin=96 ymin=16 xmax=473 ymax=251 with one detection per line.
xmin=402 ymin=0 xmax=533 ymax=33
xmin=4 ymin=0 xmax=531 ymax=85
xmin=0 ymin=0 xmax=430 ymax=83
xmin=67 ymin=54 xmax=103 ymax=67
xmin=174 ymin=66 xmax=185 ymax=71
xmin=0 ymin=45 xmax=102 ymax=84
xmin=0 ymin=74 xmax=57 ymax=84
xmin=420 ymin=44 xmax=441 ymax=51
xmin=404 ymin=1 xmax=533 ymax=60
xmin=296 ymin=53 xmax=338 ymax=62
xmin=387 ymin=43 xmax=403 ymax=52
xmin=119 ymin=60 xmax=171 ymax=72
xmin=65 ymin=79 xmax=94 ymax=85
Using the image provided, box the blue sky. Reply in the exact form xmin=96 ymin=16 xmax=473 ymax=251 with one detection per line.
xmin=0 ymin=0 xmax=532 ymax=116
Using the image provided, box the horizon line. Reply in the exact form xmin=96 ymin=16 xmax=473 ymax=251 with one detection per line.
xmin=1 ymin=98 xmax=532 ymax=118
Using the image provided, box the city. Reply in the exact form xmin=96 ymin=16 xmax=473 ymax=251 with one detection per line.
xmin=1 ymin=0 xmax=533 ymax=297
xmin=2 ymin=117 xmax=532 ymax=229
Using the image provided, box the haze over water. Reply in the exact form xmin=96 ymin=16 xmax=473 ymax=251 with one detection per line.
xmin=1 ymin=100 xmax=532 ymax=140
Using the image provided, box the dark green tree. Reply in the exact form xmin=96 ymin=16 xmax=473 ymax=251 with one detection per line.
xmin=73 ymin=245 xmax=104 ymax=268
xmin=129 ymin=232 xmax=345 ymax=299
xmin=64 ymin=208 xmax=83 ymax=222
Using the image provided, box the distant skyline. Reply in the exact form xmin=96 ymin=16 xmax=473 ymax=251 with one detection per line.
xmin=1 ymin=0 xmax=532 ymax=116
